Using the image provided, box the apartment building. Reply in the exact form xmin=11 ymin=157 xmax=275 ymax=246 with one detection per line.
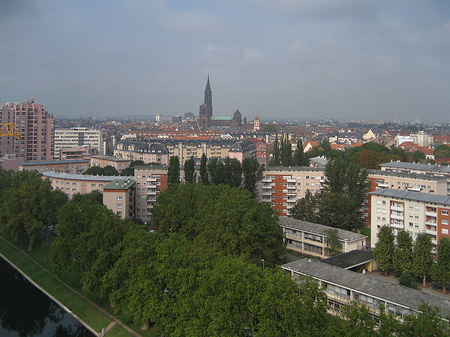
xmin=0 ymin=98 xmax=55 ymax=161
xmin=19 ymin=159 xmax=89 ymax=174
xmin=257 ymin=166 xmax=325 ymax=216
xmin=103 ymin=178 xmax=136 ymax=219
xmin=114 ymin=142 xmax=169 ymax=165
xmin=228 ymin=140 xmax=257 ymax=163
xmin=363 ymin=170 xmax=448 ymax=227
xmin=116 ymin=139 xmax=234 ymax=165
xmin=283 ymin=259 xmax=450 ymax=319
xmin=90 ymin=155 xmax=130 ymax=172
xmin=280 ymin=217 xmax=367 ymax=259
xmin=133 ymin=166 xmax=169 ymax=222
xmin=43 ymin=171 xmax=126 ymax=199
xmin=380 ymin=161 xmax=450 ymax=196
xmin=370 ymin=189 xmax=450 ymax=251
xmin=54 ymin=127 xmax=102 ymax=159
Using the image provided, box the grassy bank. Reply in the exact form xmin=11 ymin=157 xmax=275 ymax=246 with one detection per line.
xmin=0 ymin=235 xmax=158 ymax=337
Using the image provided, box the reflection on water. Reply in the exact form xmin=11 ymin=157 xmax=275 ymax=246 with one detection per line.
xmin=0 ymin=257 xmax=94 ymax=337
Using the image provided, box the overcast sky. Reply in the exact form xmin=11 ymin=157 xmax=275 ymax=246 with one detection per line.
xmin=1 ymin=0 xmax=449 ymax=122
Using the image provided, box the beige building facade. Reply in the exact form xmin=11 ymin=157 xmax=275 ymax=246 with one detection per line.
xmin=90 ymin=155 xmax=130 ymax=172
xmin=103 ymin=179 xmax=136 ymax=219
xmin=19 ymin=160 xmax=90 ymax=174
xmin=55 ymin=127 xmax=102 ymax=159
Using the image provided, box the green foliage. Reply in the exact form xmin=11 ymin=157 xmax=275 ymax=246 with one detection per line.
xmin=0 ymin=170 xmax=65 ymax=251
xmin=183 ymin=156 xmax=196 ymax=184
xmin=434 ymin=144 xmax=450 ymax=159
xmin=261 ymin=123 xmax=277 ymax=132
xmin=399 ymin=271 xmax=419 ymax=289
xmin=120 ymin=160 xmax=144 ymax=176
xmin=207 ymin=157 xmax=225 ymax=185
xmin=152 ymin=183 xmax=284 ymax=266
xmin=412 ymin=233 xmax=433 ymax=286
xmin=294 ymin=139 xmax=309 ymax=166
xmin=374 ymin=226 xmax=395 ymax=274
xmin=289 ymin=190 xmax=321 ymax=223
xmin=224 ymin=157 xmax=242 ymax=187
xmin=401 ymin=303 xmax=450 ymax=337
xmin=324 ymin=229 xmax=342 ymax=256
xmin=71 ymin=190 xmax=103 ymax=204
xmin=199 ymin=153 xmax=209 ymax=185
xmin=318 ymin=192 xmax=364 ymax=231
xmin=433 ymin=237 xmax=450 ymax=292
xmin=167 ymin=155 xmax=180 ymax=186
xmin=393 ymin=230 xmax=413 ymax=275
xmin=242 ymin=157 xmax=264 ymax=197
xmin=281 ymin=133 xmax=293 ymax=166
xmin=84 ymin=165 xmax=119 ymax=176
xmin=411 ymin=150 xmax=426 ymax=163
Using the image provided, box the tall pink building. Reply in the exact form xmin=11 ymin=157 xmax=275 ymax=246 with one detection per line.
xmin=0 ymin=98 xmax=55 ymax=161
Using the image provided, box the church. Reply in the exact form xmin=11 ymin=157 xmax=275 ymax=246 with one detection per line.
xmin=198 ymin=77 xmax=243 ymax=130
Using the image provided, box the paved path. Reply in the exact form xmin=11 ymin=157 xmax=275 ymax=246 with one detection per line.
xmin=0 ymin=235 xmax=142 ymax=337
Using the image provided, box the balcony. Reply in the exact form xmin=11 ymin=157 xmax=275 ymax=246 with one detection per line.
xmin=390 ymin=205 xmax=404 ymax=212
xmin=287 ymin=185 xmax=296 ymax=190
xmin=287 ymin=191 xmax=296 ymax=196
xmin=425 ymin=211 xmax=437 ymax=217
xmin=426 ymin=229 xmax=437 ymax=236
xmin=262 ymin=178 xmax=272 ymax=183
xmin=147 ymin=177 xmax=157 ymax=182
xmin=147 ymin=190 xmax=157 ymax=195
xmin=390 ymin=213 xmax=404 ymax=221
xmin=378 ymin=183 xmax=389 ymax=188
xmin=432 ymin=239 xmax=438 ymax=245
xmin=425 ymin=220 xmax=437 ymax=227
xmin=262 ymin=191 xmax=272 ymax=196
xmin=286 ymin=178 xmax=296 ymax=183
xmin=262 ymin=185 xmax=272 ymax=190
xmin=390 ymin=223 xmax=404 ymax=229
xmin=148 ymin=184 xmax=157 ymax=189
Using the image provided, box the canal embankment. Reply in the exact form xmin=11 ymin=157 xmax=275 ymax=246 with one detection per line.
xmin=0 ymin=235 xmax=143 ymax=337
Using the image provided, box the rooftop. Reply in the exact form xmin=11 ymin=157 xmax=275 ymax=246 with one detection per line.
xmin=320 ymin=250 xmax=375 ymax=270
xmin=103 ymin=178 xmax=135 ymax=190
xmin=90 ymin=155 xmax=129 ymax=162
xmin=279 ymin=216 xmax=366 ymax=242
xmin=43 ymin=171 xmax=131 ymax=182
xmin=20 ymin=160 xmax=89 ymax=166
xmin=380 ymin=161 xmax=450 ymax=174
xmin=368 ymin=169 xmax=448 ymax=182
xmin=370 ymin=189 xmax=450 ymax=205
xmin=282 ymin=259 xmax=450 ymax=318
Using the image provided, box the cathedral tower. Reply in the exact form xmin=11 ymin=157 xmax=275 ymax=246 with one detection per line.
xmin=199 ymin=76 xmax=213 ymax=130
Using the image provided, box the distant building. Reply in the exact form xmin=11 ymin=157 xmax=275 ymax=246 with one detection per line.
xmin=0 ymin=98 xmax=55 ymax=161
xmin=228 ymin=140 xmax=257 ymax=163
xmin=103 ymin=178 xmax=136 ymax=219
xmin=198 ymin=77 xmax=242 ymax=130
xmin=19 ymin=159 xmax=89 ymax=174
xmin=90 ymin=155 xmax=130 ymax=172
xmin=0 ymin=153 xmax=24 ymax=171
xmin=253 ymin=115 xmax=260 ymax=132
xmin=60 ymin=145 xmax=92 ymax=160
xmin=54 ymin=127 xmax=102 ymax=159
xmin=114 ymin=142 xmax=169 ymax=165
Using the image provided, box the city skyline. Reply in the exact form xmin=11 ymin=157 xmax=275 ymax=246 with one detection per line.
xmin=1 ymin=0 xmax=449 ymax=122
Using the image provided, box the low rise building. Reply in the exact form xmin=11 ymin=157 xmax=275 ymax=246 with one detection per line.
xmin=43 ymin=171 xmax=127 ymax=199
xmin=19 ymin=160 xmax=90 ymax=174
xmin=90 ymin=155 xmax=130 ymax=172
xmin=282 ymin=259 xmax=450 ymax=319
xmin=228 ymin=140 xmax=257 ymax=163
xmin=103 ymin=178 xmax=136 ymax=219
xmin=279 ymin=217 xmax=367 ymax=259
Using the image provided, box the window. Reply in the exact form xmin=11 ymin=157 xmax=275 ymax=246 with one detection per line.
xmin=117 ymin=196 xmax=123 ymax=200
xmin=91 ymin=184 xmax=96 ymax=187
xmin=382 ymin=200 xmax=386 ymax=205
xmin=117 ymin=203 xmax=123 ymax=209
xmin=442 ymin=229 xmax=449 ymax=234
xmin=442 ymin=219 xmax=449 ymax=225
xmin=442 ymin=210 xmax=449 ymax=216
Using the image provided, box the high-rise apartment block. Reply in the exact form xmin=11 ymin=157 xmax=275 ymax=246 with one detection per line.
xmin=55 ymin=127 xmax=102 ymax=159
xmin=0 ymin=98 xmax=55 ymax=161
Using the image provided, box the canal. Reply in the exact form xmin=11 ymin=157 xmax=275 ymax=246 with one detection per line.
xmin=0 ymin=257 xmax=94 ymax=337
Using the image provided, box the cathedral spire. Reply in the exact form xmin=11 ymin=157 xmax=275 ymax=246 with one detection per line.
xmin=204 ymin=75 xmax=212 ymax=106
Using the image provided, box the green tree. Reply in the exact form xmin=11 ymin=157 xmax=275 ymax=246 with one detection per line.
xmin=289 ymin=190 xmax=321 ymax=223
xmin=262 ymin=123 xmax=277 ymax=133
xmin=294 ymin=139 xmax=308 ymax=166
xmin=401 ymin=303 xmax=450 ymax=337
xmin=84 ymin=165 xmax=119 ymax=176
xmin=242 ymin=157 xmax=264 ymax=197
xmin=434 ymin=144 xmax=450 ymax=159
xmin=393 ymin=230 xmax=413 ymax=275
xmin=207 ymin=158 xmax=225 ymax=185
xmin=281 ymin=133 xmax=292 ymax=166
xmin=120 ymin=160 xmax=145 ymax=176
xmin=318 ymin=192 xmax=364 ymax=231
xmin=411 ymin=150 xmax=426 ymax=163
xmin=152 ymin=183 xmax=284 ymax=266
xmin=433 ymin=237 xmax=450 ymax=293
xmin=324 ymin=228 xmax=342 ymax=256
xmin=71 ymin=190 xmax=103 ymax=204
xmin=272 ymin=135 xmax=280 ymax=166
xmin=373 ymin=226 xmax=395 ymax=275
xmin=412 ymin=233 xmax=433 ymax=286
xmin=168 ymin=155 xmax=180 ymax=186
xmin=184 ymin=156 xmax=196 ymax=184
xmin=224 ymin=157 xmax=242 ymax=187
xmin=200 ymin=153 xmax=209 ymax=185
